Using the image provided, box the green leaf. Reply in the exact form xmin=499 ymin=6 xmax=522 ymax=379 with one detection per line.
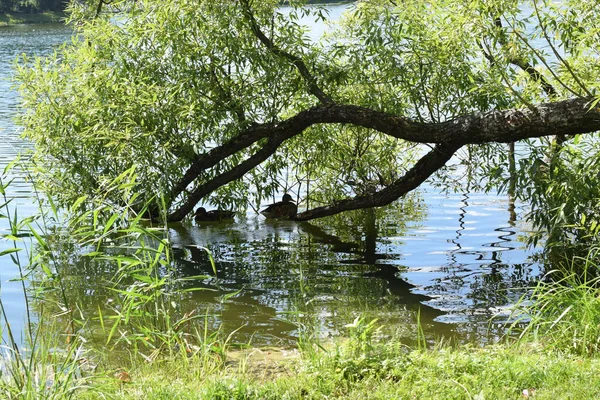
xmin=0 ymin=248 xmax=22 ymax=257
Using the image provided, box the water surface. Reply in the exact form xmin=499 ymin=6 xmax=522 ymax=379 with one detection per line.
xmin=0 ymin=23 xmax=73 ymax=343
xmin=0 ymin=16 xmax=541 ymax=347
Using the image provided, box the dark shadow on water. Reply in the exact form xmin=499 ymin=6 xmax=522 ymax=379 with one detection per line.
xmin=168 ymin=207 xmax=454 ymax=346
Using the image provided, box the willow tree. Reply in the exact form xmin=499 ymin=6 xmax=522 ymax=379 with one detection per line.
xmin=17 ymin=0 xmax=600 ymax=228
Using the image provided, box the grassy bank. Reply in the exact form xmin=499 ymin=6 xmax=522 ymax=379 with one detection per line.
xmin=0 ymin=168 xmax=599 ymax=399
xmin=0 ymin=11 xmax=65 ymax=26
xmin=72 ymin=339 xmax=600 ymax=399
xmin=4 ymin=317 xmax=600 ymax=399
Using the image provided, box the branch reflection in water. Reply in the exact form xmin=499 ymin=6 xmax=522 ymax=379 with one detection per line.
xmin=164 ymin=192 xmax=538 ymax=346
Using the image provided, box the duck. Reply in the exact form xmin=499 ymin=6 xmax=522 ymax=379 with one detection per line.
xmin=260 ymin=193 xmax=298 ymax=219
xmin=194 ymin=207 xmax=235 ymax=222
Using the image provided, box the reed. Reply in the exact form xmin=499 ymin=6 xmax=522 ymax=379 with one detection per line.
xmin=0 ymin=162 xmax=90 ymax=398
xmin=0 ymin=163 xmax=225 ymax=397
xmin=510 ymin=248 xmax=600 ymax=355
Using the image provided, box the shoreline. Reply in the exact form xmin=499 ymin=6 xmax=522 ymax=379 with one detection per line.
xmin=0 ymin=11 xmax=66 ymax=26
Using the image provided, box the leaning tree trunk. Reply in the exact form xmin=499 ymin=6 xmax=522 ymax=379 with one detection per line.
xmin=166 ymin=97 xmax=600 ymax=222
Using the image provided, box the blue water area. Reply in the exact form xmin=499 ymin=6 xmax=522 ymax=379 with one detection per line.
xmin=0 ymin=23 xmax=74 ymax=343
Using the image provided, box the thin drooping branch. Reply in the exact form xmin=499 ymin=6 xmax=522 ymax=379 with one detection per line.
xmin=501 ymin=17 xmax=581 ymax=98
xmin=531 ymin=0 xmax=593 ymax=98
xmin=511 ymin=58 xmax=557 ymax=97
xmin=239 ymin=0 xmax=333 ymax=104
xmin=493 ymin=18 xmax=557 ymax=98
xmin=207 ymin=66 xmax=247 ymax=123
xmin=294 ymin=142 xmax=462 ymax=220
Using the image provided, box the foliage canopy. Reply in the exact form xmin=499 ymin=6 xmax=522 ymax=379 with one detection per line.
xmin=17 ymin=0 xmax=600 ymax=253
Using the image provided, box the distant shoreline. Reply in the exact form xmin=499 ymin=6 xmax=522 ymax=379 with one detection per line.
xmin=0 ymin=11 xmax=66 ymax=26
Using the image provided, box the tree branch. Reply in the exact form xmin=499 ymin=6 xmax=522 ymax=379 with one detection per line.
xmin=239 ymin=0 xmax=333 ymax=104
xmin=167 ymin=131 xmax=303 ymax=221
xmin=499 ymin=17 xmax=581 ymax=98
xmin=493 ymin=18 xmax=557 ymax=98
xmin=166 ymin=96 xmax=600 ymax=221
xmin=531 ymin=0 xmax=592 ymax=97
xmin=94 ymin=0 xmax=104 ymax=18
xmin=294 ymin=142 xmax=462 ymax=220
xmin=166 ymin=108 xmax=318 ymax=204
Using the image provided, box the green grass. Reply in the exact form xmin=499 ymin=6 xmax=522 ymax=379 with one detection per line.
xmin=0 ymin=11 xmax=66 ymax=26
xmin=70 ymin=340 xmax=600 ymax=400
xmin=511 ymin=251 xmax=600 ymax=355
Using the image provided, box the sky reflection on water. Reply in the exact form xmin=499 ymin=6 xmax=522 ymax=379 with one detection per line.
xmin=0 ymin=18 xmax=541 ymax=347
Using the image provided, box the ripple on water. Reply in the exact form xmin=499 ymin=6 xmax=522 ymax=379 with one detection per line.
xmin=0 ymin=22 xmax=541 ymax=348
xmin=0 ymin=23 xmax=74 ymax=345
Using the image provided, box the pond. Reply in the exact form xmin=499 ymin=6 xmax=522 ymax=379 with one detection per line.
xmin=0 ymin=10 xmax=541 ymax=347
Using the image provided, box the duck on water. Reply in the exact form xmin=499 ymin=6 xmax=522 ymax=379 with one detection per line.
xmin=260 ymin=194 xmax=298 ymax=219
xmin=194 ymin=194 xmax=297 ymax=222
xmin=194 ymin=207 xmax=236 ymax=222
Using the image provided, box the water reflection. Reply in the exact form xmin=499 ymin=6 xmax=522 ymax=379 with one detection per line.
xmin=167 ymin=207 xmax=452 ymax=346
xmin=158 ymin=194 xmax=537 ymax=346
xmin=399 ymin=189 xmax=538 ymax=331
xmin=1 ymin=22 xmax=541 ymax=348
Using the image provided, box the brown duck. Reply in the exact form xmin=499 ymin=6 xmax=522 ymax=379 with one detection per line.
xmin=194 ymin=207 xmax=235 ymax=222
xmin=260 ymin=194 xmax=298 ymax=219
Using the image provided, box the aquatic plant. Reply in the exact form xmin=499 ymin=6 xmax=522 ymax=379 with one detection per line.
xmin=0 ymin=162 xmax=227 ymax=396
xmin=511 ymin=248 xmax=600 ymax=355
